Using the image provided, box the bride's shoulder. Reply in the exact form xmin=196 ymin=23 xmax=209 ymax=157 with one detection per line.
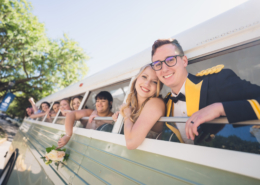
xmin=146 ymin=97 xmax=165 ymax=107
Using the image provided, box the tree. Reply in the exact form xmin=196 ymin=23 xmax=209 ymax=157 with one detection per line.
xmin=0 ymin=0 xmax=89 ymax=118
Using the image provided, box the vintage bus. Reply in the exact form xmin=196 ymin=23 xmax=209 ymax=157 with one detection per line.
xmin=1 ymin=0 xmax=260 ymax=184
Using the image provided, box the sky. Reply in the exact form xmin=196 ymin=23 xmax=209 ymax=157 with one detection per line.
xmin=29 ymin=0 xmax=248 ymax=78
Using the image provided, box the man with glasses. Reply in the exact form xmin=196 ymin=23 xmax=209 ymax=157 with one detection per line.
xmin=150 ymin=38 xmax=260 ymax=144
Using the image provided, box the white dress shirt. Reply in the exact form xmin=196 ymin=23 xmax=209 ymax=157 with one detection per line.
xmin=172 ymin=79 xmax=194 ymax=144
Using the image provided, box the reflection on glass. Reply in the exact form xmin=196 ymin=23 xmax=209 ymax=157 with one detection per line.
xmin=55 ymin=117 xmax=65 ymax=125
xmin=195 ymin=124 xmax=260 ymax=154
xmin=77 ymin=118 xmax=115 ymax=132
xmin=157 ymin=122 xmax=260 ymax=155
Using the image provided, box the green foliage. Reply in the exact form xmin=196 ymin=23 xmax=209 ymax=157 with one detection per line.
xmin=46 ymin=145 xmax=66 ymax=153
xmin=63 ymin=153 xmax=70 ymax=162
xmin=0 ymin=0 xmax=89 ymax=118
xmin=45 ymin=160 xmax=52 ymax=165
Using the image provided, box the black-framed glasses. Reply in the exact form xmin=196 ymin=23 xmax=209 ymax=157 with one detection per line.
xmin=150 ymin=55 xmax=183 ymax=71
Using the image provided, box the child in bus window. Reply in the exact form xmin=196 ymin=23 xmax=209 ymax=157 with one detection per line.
xmin=57 ymin=91 xmax=114 ymax=148
xmin=70 ymin=95 xmax=83 ymax=110
xmin=112 ymin=64 xmax=165 ymax=150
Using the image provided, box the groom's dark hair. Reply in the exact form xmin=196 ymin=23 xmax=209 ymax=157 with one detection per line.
xmin=151 ymin=38 xmax=184 ymax=57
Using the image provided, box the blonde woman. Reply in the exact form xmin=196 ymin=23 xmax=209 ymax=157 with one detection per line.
xmin=70 ymin=96 xmax=83 ymax=110
xmin=114 ymin=64 xmax=165 ymax=150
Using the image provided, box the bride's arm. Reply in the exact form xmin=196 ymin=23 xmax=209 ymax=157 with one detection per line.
xmin=123 ymin=98 xmax=165 ymax=150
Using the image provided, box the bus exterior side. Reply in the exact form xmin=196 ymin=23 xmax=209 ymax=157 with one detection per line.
xmin=1 ymin=1 xmax=260 ymax=184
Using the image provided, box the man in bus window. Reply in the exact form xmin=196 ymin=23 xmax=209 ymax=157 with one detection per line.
xmin=150 ymin=38 xmax=260 ymax=144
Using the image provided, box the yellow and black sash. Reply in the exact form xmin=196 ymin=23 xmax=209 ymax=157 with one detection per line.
xmin=164 ymin=76 xmax=205 ymax=143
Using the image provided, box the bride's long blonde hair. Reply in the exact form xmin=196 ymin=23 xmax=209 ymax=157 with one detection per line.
xmin=121 ymin=64 xmax=163 ymax=122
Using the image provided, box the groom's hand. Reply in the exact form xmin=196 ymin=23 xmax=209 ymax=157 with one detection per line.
xmin=185 ymin=103 xmax=226 ymax=140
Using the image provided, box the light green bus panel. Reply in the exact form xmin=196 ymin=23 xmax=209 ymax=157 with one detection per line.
xmin=5 ymin=119 xmax=260 ymax=185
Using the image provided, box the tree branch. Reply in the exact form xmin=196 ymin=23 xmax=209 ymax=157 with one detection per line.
xmin=22 ymin=56 xmax=29 ymax=78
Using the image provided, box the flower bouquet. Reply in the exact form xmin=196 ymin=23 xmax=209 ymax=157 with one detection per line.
xmin=41 ymin=145 xmax=70 ymax=170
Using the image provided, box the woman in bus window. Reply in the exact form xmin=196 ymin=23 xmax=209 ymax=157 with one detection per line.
xmin=57 ymin=91 xmax=114 ymax=148
xmin=29 ymin=101 xmax=51 ymax=120
xmin=59 ymin=98 xmax=72 ymax=116
xmin=49 ymin=101 xmax=60 ymax=118
xmin=113 ymin=64 xmax=165 ymax=150
xmin=70 ymin=95 xmax=83 ymax=110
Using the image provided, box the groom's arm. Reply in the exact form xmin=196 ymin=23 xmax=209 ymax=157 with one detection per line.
xmin=186 ymin=69 xmax=260 ymax=140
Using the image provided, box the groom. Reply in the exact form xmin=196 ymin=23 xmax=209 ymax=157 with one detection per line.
xmin=150 ymin=38 xmax=260 ymax=144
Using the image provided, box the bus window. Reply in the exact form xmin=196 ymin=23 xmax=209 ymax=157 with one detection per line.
xmin=187 ymin=41 xmax=260 ymax=86
xmin=78 ymin=79 xmax=130 ymax=132
xmin=53 ymin=94 xmax=85 ymax=125
xmin=119 ymin=41 xmax=260 ymax=154
xmin=156 ymin=41 xmax=260 ymax=154
xmin=84 ymin=80 xmax=130 ymax=113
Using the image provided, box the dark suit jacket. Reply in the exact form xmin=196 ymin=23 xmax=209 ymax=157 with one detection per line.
xmin=164 ymin=69 xmax=260 ymax=143
xmin=165 ymin=69 xmax=260 ymax=123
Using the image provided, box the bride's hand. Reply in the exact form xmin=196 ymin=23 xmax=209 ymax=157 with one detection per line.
xmin=112 ymin=111 xmax=119 ymax=122
xmin=88 ymin=110 xmax=98 ymax=123
xmin=57 ymin=135 xmax=71 ymax=148
xmin=120 ymin=104 xmax=131 ymax=119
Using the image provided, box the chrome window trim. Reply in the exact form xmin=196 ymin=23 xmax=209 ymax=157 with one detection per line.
xmin=50 ymin=116 xmax=260 ymax=125
xmin=112 ymin=76 xmax=135 ymax=134
xmin=52 ymin=109 xmax=60 ymax=124
xmin=78 ymin=91 xmax=89 ymax=110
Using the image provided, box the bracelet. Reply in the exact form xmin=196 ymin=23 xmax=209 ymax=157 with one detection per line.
xmin=65 ymin=134 xmax=71 ymax=137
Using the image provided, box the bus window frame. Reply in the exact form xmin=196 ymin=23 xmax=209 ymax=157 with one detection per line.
xmin=51 ymin=79 xmax=132 ymax=127
xmin=42 ymin=101 xmax=54 ymax=122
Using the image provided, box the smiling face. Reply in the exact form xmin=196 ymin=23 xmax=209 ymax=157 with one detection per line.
xmin=95 ymin=98 xmax=111 ymax=114
xmin=152 ymin=44 xmax=188 ymax=94
xmin=135 ymin=66 xmax=158 ymax=101
xmin=26 ymin=107 xmax=34 ymax=116
xmin=72 ymin=98 xmax=81 ymax=110
xmin=41 ymin=103 xmax=49 ymax=112
xmin=60 ymin=100 xmax=71 ymax=111
xmin=53 ymin=104 xmax=60 ymax=113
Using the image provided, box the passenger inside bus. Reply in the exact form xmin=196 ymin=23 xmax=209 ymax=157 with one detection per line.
xmin=25 ymin=107 xmax=34 ymax=117
xmin=114 ymin=64 xmax=165 ymax=150
xmin=70 ymin=95 xmax=83 ymax=110
xmin=151 ymin=38 xmax=260 ymax=144
xmin=29 ymin=101 xmax=51 ymax=119
xmin=28 ymin=97 xmax=41 ymax=114
xmin=57 ymin=91 xmax=114 ymax=148
xmin=50 ymin=101 xmax=60 ymax=118
xmin=59 ymin=98 xmax=72 ymax=116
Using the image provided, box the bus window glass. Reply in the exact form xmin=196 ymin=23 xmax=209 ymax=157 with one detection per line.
xmin=187 ymin=43 xmax=260 ymax=86
xmin=84 ymin=80 xmax=130 ymax=113
xmin=78 ymin=80 xmax=130 ymax=132
xmin=53 ymin=94 xmax=84 ymax=125
xmin=157 ymin=121 xmax=260 ymax=155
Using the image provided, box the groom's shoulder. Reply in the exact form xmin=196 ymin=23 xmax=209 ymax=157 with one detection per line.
xmin=195 ymin=64 xmax=225 ymax=77
xmin=194 ymin=65 xmax=237 ymax=82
